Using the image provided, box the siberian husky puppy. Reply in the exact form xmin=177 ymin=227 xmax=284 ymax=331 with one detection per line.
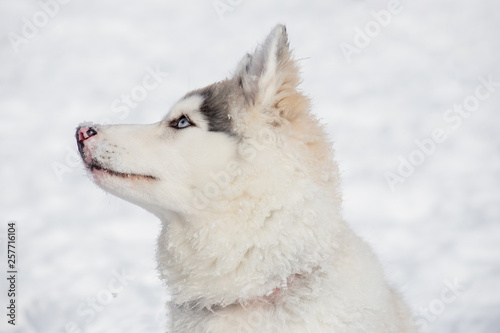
xmin=76 ymin=24 xmax=416 ymax=333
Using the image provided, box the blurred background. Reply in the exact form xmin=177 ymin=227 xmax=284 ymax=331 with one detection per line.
xmin=1 ymin=0 xmax=499 ymax=332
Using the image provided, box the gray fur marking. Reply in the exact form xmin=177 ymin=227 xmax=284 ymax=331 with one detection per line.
xmin=184 ymin=82 xmax=235 ymax=135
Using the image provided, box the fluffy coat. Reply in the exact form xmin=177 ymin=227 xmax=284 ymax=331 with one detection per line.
xmin=76 ymin=24 xmax=417 ymax=333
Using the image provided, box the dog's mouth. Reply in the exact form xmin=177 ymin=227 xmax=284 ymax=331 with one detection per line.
xmin=88 ymin=161 xmax=158 ymax=181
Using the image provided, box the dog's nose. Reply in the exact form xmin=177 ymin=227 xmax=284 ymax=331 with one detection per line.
xmin=76 ymin=126 xmax=98 ymax=157
xmin=76 ymin=126 xmax=98 ymax=142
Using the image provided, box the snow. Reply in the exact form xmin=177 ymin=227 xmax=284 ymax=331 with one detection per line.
xmin=1 ymin=0 xmax=499 ymax=332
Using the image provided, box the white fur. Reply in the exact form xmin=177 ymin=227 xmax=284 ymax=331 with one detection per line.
xmin=78 ymin=25 xmax=417 ymax=332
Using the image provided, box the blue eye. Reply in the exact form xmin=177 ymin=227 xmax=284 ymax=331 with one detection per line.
xmin=174 ymin=116 xmax=192 ymax=129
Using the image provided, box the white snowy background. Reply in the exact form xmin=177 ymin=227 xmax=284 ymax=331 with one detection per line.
xmin=1 ymin=0 xmax=499 ymax=332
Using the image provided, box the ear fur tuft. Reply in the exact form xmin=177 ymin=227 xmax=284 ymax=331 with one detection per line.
xmin=235 ymin=24 xmax=302 ymax=112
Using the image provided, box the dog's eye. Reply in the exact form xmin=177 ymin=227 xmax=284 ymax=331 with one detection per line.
xmin=172 ymin=116 xmax=192 ymax=129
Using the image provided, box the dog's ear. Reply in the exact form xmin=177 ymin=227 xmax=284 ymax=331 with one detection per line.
xmin=235 ymin=24 xmax=302 ymax=111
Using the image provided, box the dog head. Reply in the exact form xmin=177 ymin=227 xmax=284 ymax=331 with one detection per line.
xmin=76 ymin=24 xmax=336 ymax=219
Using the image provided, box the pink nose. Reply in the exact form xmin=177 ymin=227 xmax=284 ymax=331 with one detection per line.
xmin=77 ymin=126 xmax=98 ymax=142
xmin=76 ymin=126 xmax=98 ymax=158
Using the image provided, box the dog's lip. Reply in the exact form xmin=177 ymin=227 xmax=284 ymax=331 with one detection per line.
xmin=88 ymin=161 xmax=158 ymax=180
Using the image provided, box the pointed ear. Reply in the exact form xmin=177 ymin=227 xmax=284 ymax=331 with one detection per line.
xmin=235 ymin=24 xmax=299 ymax=107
